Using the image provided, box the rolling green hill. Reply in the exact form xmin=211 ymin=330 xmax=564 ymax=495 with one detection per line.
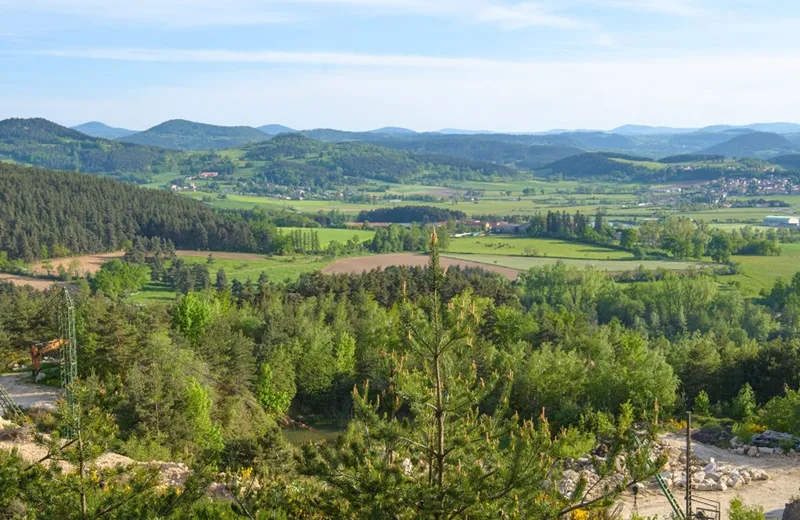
xmin=244 ymin=133 xmax=518 ymax=186
xmin=121 ymin=119 xmax=269 ymax=150
xmin=0 ymin=117 xmax=175 ymax=182
xmin=703 ymin=131 xmax=798 ymax=158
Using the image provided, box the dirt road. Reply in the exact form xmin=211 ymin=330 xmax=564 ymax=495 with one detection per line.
xmin=0 ymin=373 xmax=60 ymax=413
xmin=619 ymin=433 xmax=800 ymax=519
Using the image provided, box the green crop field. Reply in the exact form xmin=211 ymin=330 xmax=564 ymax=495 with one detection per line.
xmin=446 ymin=236 xmax=631 ymax=260
xmin=278 ymin=227 xmax=375 ymax=246
xmin=442 ymin=253 xmax=708 ymax=273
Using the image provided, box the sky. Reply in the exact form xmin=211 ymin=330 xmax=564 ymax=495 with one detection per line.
xmin=1 ymin=0 xmax=800 ymax=132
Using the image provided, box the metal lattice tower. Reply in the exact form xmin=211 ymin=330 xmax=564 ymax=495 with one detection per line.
xmin=58 ymin=288 xmax=78 ymax=435
xmin=0 ymin=383 xmax=23 ymax=421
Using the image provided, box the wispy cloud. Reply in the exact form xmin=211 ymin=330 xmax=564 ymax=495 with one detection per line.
xmin=599 ymin=0 xmax=707 ymax=17
xmin=34 ymin=48 xmax=530 ymax=69
xmin=2 ymin=0 xmax=589 ymax=29
xmin=476 ymin=2 xmax=590 ymax=29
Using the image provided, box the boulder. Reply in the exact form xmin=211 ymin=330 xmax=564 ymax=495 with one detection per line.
xmin=752 ymin=430 xmax=797 ymax=448
xmin=713 ymin=481 xmax=728 ymax=492
xmin=746 ymin=446 xmax=759 ymax=457
xmin=782 ymin=498 xmax=800 ymax=520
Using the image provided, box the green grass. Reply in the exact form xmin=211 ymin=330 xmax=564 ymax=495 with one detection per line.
xmin=731 ymin=243 xmax=800 ymax=295
xmin=447 ymin=236 xmax=631 ymax=260
xmin=443 ymin=253 xmax=708 ymax=273
xmin=278 ymin=227 xmax=375 ymax=246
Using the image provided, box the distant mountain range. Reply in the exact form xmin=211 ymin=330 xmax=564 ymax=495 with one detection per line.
xmin=71 ymin=121 xmax=138 ymax=139
xmin=0 ymin=118 xmax=174 ymax=181
xmin=610 ymin=123 xmax=800 ymax=136
xmin=6 ymin=117 xmax=800 ymax=186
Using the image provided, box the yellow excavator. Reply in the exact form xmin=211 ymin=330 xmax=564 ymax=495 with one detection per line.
xmin=30 ymin=338 xmax=68 ymax=377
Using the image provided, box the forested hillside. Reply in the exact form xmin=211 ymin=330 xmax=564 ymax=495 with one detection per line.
xmin=246 ymin=133 xmax=518 ymax=185
xmin=0 ymin=118 xmax=175 ymax=183
xmin=370 ymin=136 xmax=583 ymax=168
xmin=0 ymin=163 xmax=284 ymax=261
xmin=121 ymin=119 xmax=269 ymax=150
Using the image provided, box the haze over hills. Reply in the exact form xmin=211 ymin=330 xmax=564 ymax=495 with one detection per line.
xmin=120 ymin=119 xmax=268 ymax=150
xmin=702 ymin=132 xmax=799 ymax=158
xmin=71 ymin=121 xmax=138 ymax=139
xmin=258 ymin=124 xmax=295 ymax=135
xmin=368 ymin=127 xmax=417 ymax=135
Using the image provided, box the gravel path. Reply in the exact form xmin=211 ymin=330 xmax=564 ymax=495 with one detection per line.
xmin=0 ymin=373 xmax=61 ymax=414
xmin=619 ymin=433 xmax=800 ymax=519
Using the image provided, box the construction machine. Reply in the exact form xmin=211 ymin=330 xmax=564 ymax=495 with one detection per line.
xmin=30 ymin=338 xmax=68 ymax=377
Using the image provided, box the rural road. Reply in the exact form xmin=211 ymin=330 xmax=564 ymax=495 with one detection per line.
xmin=0 ymin=373 xmax=60 ymax=413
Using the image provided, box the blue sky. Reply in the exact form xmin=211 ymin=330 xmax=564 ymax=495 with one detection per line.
xmin=1 ymin=0 xmax=800 ymax=132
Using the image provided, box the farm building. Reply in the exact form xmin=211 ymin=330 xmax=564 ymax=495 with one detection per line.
xmin=491 ymin=222 xmax=531 ymax=234
xmin=764 ymin=215 xmax=799 ymax=227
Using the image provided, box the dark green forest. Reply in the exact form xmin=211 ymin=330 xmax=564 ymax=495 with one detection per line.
xmin=245 ymin=133 xmax=518 ymax=184
xmin=0 ymin=163 xmax=285 ymax=261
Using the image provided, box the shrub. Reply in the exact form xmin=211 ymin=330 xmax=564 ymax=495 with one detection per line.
xmin=729 ymin=497 xmax=765 ymax=520
xmin=693 ymin=390 xmax=711 ymax=416
xmin=731 ymin=422 xmax=765 ymax=444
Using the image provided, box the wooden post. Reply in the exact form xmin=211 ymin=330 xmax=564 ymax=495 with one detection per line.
xmin=686 ymin=412 xmax=692 ymax=519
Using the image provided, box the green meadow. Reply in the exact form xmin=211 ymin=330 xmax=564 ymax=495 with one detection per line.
xmin=446 ymin=236 xmax=630 ymax=260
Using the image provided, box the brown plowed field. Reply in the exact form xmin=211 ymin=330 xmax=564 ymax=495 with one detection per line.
xmin=31 ymin=252 xmax=125 ymax=276
xmin=0 ymin=274 xmax=69 ymax=290
xmin=321 ymin=253 xmax=520 ymax=280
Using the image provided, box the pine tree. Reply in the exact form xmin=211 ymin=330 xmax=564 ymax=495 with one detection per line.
xmin=215 ymin=268 xmax=229 ymax=291
xmin=302 ymin=229 xmax=664 ymax=518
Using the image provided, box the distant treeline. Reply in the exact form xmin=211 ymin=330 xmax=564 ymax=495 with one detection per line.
xmin=356 ymin=205 xmax=465 ymax=223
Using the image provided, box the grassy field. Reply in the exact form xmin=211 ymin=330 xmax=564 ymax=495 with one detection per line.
xmin=278 ymin=227 xmax=375 ymax=246
xmin=129 ymin=253 xmax=334 ymax=302
xmin=447 ymin=236 xmax=631 ymax=260
xmin=443 ymin=253 xmax=708 ymax=273
xmin=731 ymin=243 xmax=800 ymax=296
